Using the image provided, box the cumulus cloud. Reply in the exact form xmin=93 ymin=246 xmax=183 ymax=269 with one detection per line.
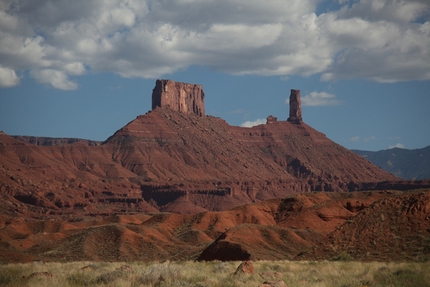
xmin=240 ymin=118 xmax=266 ymax=128
xmin=0 ymin=0 xmax=429 ymax=89
xmin=31 ymin=69 xmax=78 ymax=90
xmin=0 ymin=65 xmax=19 ymax=87
xmin=388 ymin=143 xmax=405 ymax=149
xmin=301 ymin=91 xmax=341 ymax=106
xmin=350 ymin=136 xmax=360 ymax=142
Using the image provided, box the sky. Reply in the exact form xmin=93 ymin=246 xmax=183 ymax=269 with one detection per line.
xmin=0 ymin=0 xmax=429 ymax=152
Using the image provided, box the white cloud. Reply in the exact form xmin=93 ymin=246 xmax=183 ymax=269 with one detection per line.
xmin=31 ymin=69 xmax=78 ymax=90
xmin=350 ymin=136 xmax=360 ymax=142
xmin=319 ymin=4 xmax=430 ymax=83
xmin=364 ymin=136 xmax=376 ymax=142
xmin=301 ymin=91 xmax=341 ymax=106
xmin=0 ymin=65 xmax=19 ymax=87
xmin=388 ymin=143 xmax=405 ymax=149
xmin=337 ymin=0 xmax=429 ymax=23
xmin=240 ymin=118 xmax=266 ymax=128
xmin=0 ymin=0 xmax=429 ymax=89
xmin=64 ymin=62 xmax=86 ymax=75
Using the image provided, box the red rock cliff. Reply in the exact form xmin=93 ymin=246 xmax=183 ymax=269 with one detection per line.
xmin=152 ymin=79 xmax=205 ymax=116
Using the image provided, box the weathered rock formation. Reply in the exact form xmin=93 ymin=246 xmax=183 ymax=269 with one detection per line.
xmin=0 ymin=79 xmax=405 ymax=221
xmin=266 ymin=115 xmax=278 ymax=124
xmin=288 ymin=89 xmax=302 ymax=124
xmin=152 ymin=79 xmax=205 ymax=116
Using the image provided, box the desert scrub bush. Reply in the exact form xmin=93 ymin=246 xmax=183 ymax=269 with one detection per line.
xmin=0 ymin=264 xmax=26 ymax=286
xmin=96 ymin=270 xmax=129 ymax=284
xmin=373 ymin=266 xmax=429 ymax=287
xmin=135 ymin=262 xmax=183 ymax=286
xmin=331 ymin=252 xmax=354 ymax=262
xmin=66 ymin=272 xmax=94 ymax=286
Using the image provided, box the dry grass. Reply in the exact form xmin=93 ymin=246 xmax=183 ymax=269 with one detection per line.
xmin=0 ymin=260 xmax=429 ymax=287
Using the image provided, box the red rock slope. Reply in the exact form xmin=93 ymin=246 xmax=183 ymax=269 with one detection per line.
xmin=298 ymin=189 xmax=430 ymax=262
xmin=1 ymin=107 xmax=397 ymax=218
xmin=2 ymin=190 xmax=428 ymax=263
xmin=105 ymin=107 xmax=398 ymax=207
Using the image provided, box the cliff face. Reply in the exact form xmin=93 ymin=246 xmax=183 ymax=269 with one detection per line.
xmin=152 ymin=79 xmax=205 ymax=116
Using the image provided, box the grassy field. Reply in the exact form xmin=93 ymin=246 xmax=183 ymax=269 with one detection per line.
xmin=1 ymin=260 xmax=429 ymax=287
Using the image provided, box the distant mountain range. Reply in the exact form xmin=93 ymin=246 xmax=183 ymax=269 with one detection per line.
xmin=352 ymin=145 xmax=430 ymax=180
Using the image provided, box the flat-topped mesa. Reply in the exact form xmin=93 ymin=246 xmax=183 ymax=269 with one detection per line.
xmin=152 ymin=79 xmax=205 ymax=116
xmin=287 ymin=89 xmax=302 ymax=124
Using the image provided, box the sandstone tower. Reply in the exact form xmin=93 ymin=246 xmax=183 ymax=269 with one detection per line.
xmin=287 ymin=89 xmax=302 ymax=124
xmin=152 ymin=79 xmax=205 ymax=117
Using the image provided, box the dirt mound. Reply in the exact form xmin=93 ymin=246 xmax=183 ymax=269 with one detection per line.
xmin=160 ymin=196 xmax=208 ymax=214
xmin=298 ymin=189 xmax=430 ymax=261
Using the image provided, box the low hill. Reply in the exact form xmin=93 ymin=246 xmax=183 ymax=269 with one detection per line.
xmin=353 ymin=146 xmax=430 ymax=180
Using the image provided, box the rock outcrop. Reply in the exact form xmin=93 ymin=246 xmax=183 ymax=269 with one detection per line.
xmin=234 ymin=260 xmax=255 ymax=275
xmin=287 ymin=89 xmax=302 ymax=124
xmin=266 ymin=115 xmax=278 ymax=124
xmin=152 ymin=79 xmax=205 ymax=116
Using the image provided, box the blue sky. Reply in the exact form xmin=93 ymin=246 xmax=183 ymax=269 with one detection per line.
xmin=0 ymin=0 xmax=429 ymax=151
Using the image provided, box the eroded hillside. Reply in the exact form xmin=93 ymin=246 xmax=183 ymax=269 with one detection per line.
xmin=1 ymin=190 xmax=429 ymax=263
xmin=0 ymin=107 xmax=400 ymax=219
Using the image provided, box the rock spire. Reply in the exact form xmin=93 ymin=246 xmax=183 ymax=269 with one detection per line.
xmin=287 ymin=89 xmax=302 ymax=124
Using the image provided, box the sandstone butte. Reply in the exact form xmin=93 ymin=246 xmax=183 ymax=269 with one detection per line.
xmin=1 ymin=79 xmax=430 ymax=263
